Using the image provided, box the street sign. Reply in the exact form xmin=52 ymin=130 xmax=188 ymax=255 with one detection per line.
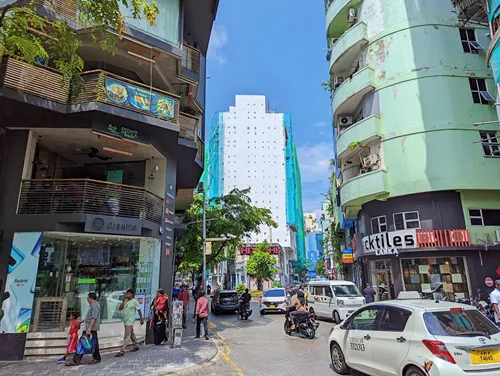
xmin=486 ymin=277 xmax=494 ymax=287
xmin=206 ymin=242 xmax=212 ymax=255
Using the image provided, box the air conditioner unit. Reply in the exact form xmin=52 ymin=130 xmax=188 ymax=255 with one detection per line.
xmin=334 ymin=76 xmax=345 ymax=86
xmin=363 ymin=154 xmax=379 ymax=168
xmin=495 ymin=230 xmax=500 ymax=244
xmin=338 ymin=116 xmax=353 ymax=127
xmin=348 ymin=8 xmax=356 ymax=24
xmin=359 ymin=169 xmax=367 ymax=175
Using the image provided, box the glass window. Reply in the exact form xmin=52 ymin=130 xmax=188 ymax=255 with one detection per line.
xmin=120 ymin=0 xmax=180 ymax=46
xmin=380 ymin=309 xmax=411 ymax=332
xmin=459 ymin=28 xmax=478 ymax=53
xmin=313 ymin=286 xmax=324 ymax=296
xmin=349 ymin=308 xmax=384 ymax=331
xmin=325 ymin=287 xmax=333 ymax=298
xmin=469 ymin=78 xmax=491 ymax=105
xmin=424 ymin=310 xmax=500 ymax=337
xmin=33 ymin=233 xmax=160 ymax=329
xmin=469 ymin=208 xmax=500 ymax=226
xmin=393 ymin=211 xmax=420 ymax=230
xmin=332 ymin=285 xmax=362 ymax=297
xmin=479 ymin=132 xmax=500 ymax=157
xmin=371 ymin=216 xmax=387 ymax=233
xmin=263 ymin=289 xmax=285 ymax=297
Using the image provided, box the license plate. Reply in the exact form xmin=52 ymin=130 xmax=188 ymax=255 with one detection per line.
xmin=270 ymin=304 xmax=275 ymax=308
xmin=470 ymin=348 xmax=500 ymax=364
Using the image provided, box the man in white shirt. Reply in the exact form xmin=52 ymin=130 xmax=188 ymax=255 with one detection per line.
xmin=489 ymin=280 xmax=500 ymax=325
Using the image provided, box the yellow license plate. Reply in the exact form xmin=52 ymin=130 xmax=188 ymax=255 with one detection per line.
xmin=471 ymin=348 xmax=500 ymax=364
xmin=270 ymin=305 xmax=275 ymax=308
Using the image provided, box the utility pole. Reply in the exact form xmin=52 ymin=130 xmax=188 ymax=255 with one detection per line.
xmin=198 ymin=182 xmax=207 ymax=293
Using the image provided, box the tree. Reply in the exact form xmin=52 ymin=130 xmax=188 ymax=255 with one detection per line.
xmin=246 ymin=241 xmax=278 ymax=291
xmin=315 ymin=259 xmax=326 ymax=278
xmin=0 ymin=0 xmax=158 ymax=92
xmin=176 ymin=188 xmax=277 ymax=295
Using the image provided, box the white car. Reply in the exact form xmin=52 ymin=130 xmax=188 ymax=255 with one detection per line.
xmin=328 ymin=291 xmax=500 ymax=376
xmin=259 ymin=288 xmax=289 ymax=314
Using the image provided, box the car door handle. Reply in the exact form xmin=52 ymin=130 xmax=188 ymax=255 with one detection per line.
xmin=397 ymin=336 xmax=406 ymax=343
xmin=364 ymin=334 xmax=371 ymax=340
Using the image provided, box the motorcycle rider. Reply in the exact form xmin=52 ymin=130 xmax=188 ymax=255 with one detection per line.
xmin=238 ymin=288 xmax=252 ymax=317
xmin=288 ymin=291 xmax=308 ymax=330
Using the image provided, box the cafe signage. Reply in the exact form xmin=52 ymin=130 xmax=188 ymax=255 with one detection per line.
xmin=85 ymin=214 xmax=141 ymax=236
xmin=362 ymin=229 xmax=417 ymax=256
xmin=92 ymin=120 xmax=150 ymax=144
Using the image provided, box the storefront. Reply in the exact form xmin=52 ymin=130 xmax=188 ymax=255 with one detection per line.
xmin=1 ymin=231 xmax=160 ymax=336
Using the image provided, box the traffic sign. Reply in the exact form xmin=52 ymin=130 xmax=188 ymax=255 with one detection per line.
xmin=485 ymin=277 xmax=494 ymax=287
xmin=496 ymin=266 xmax=500 ymax=276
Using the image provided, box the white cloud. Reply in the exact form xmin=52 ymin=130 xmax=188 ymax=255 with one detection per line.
xmin=297 ymin=142 xmax=334 ymax=183
xmin=208 ymin=25 xmax=228 ymax=65
xmin=314 ymin=120 xmax=327 ymax=127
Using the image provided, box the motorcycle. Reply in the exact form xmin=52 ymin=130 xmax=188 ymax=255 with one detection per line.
xmin=239 ymin=302 xmax=252 ymax=320
xmin=284 ymin=308 xmax=319 ymax=339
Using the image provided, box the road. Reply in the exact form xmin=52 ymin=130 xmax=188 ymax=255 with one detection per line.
xmin=177 ymin=302 xmax=362 ymax=376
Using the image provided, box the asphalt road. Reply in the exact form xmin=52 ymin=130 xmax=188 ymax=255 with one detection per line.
xmin=176 ymin=301 xmax=364 ymax=376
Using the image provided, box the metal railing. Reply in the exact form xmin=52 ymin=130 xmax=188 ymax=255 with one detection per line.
xmin=179 ymin=112 xmax=199 ymax=141
xmin=181 ymin=44 xmax=200 ymax=75
xmin=416 ymin=229 xmax=471 ymax=248
xmin=36 ymin=0 xmax=78 ymax=21
xmin=17 ymin=179 xmax=163 ymax=224
xmin=196 ymin=138 xmax=204 ymax=162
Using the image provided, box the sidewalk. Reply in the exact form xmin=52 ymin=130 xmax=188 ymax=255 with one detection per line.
xmin=0 ymin=309 xmax=217 ymax=376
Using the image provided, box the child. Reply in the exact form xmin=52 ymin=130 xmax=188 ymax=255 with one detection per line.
xmin=57 ymin=312 xmax=82 ymax=363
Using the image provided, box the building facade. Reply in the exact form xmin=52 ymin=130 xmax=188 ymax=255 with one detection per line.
xmin=325 ymin=0 xmax=500 ymax=300
xmin=203 ymin=95 xmax=305 ymax=286
xmin=304 ymin=213 xmax=320 ymax=233
xmin=0 ymin=0 xmax=217 ymax=360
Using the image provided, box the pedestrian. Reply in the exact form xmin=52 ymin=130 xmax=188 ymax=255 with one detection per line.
xmin=206 ymin=283 xmax=211 ymax=295
xmin=57 ymin=311 xmax=82 ymax=363
xmin=172 ymin=284 xmax=178 ymax=301
xmin=177 ymin=284 xmax=190 ymax=329
xmin=195 ymin=291 xmax=209 ymax=340
xmin=489 ymin=280 xmax=500 ymax=326
xmin=66 ymin=293 xmax=101 ymax=366
xmin=115 ymin=289 xmax=144 ymax=357
xmin=363 ymin=283 xmax=377 ymax=303
xmin=151 ymin=289 xmax=169 ymax=345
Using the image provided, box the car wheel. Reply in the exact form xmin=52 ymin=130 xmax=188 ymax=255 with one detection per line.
xmin=404 ymin=366 xmax=426 ymax=376
xmin=330 ymin=343 xmax=350 ymax=375
xmin=333 ymin=311 xmax=341 ymax=324
xmin=309 ymin=307 xmax=316 ymax=320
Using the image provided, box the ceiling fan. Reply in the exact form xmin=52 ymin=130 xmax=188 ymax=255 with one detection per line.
xmin=74 ymin=147 xmax=111 ymax=161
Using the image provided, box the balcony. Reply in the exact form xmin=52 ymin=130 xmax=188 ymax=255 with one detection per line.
xmin=17 ymin=179 xmax=163 ymax=224
xmin=75 ymin=70 xmax=180 ymax=124
xmin=340 ymin=169 xmax=389 ymax=218
xmin=326 ymin=0 xmax=363 ymax=39
xmin=337 ymin=115 xmax=381 ymax=158
xmin=332 ymin=66 xmax=375 ymax=116
xmin=0 ymin=56 xmax=68 ymax=104
xmin=330 ymin=22 xmax=367 ymax=75
xmin=36 ymin=0 xmax=77 ymax=21
xmin=179 ymin=112 xmax=199 ymax=141
xmin=196 ymin=137 xmax=205 ymax=162
xmin=181 ymin=44 xmax=200 ymax=76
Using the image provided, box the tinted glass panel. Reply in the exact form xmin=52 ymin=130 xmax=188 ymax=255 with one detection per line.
xmin=424 ymin=310 xmax=500 ymax=336
xmin=482 ymin=209 xmax=500 ymax=226
xmin=478 ymin=79 xmax=487 ymax=91
xmin=332 ymin=285 xmax=362 ymax=297
xmin=380 ymin=309 xmax=411 ymax=332
xmin=394 ymin=213 xmax=404 ymax=230
xmin=467 ymin=29 xmax=476 ymax=40
xmin=220 ymin=292 xmax=238 ymax=299
xmin=350 ymin=308 xmax=384 ymax=331
xmin=471 ymin=218 xmax=483 ymax=225
xmin=459 ymin=28 xmax=467 ymax=39
xmin=469 ymin=78 xmax=478 ymax=90
xmin=405 ymin=212 xmax=418 ymax=220
xmin=263 ymin=289 xmax=285 ymax=297
xmin=469 ymin=209 xmax=481 ymax=217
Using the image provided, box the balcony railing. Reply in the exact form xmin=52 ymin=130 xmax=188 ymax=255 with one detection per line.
xmin=181 ymin=44 xmax=200 ymax=75
xmin=179 ymin=112 xmax=199 ymax=141
xmin=196 ymin=138 xmax=204 ymax=162
xmin=416 ymin=229 xmax=471 ymax=248
xmin=74 ymin=70 xmax=180 ymax=124
xmin=17 ymin=179 xmax=163 ymax=224
xmin=36 ymin=0 xmax=77 ymax=21
xmin=0 ymin=56 xmax=68 ymax=104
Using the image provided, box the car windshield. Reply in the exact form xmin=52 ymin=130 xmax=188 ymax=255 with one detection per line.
xmin=263 ymin=289 xmax=285 ymax=298
xmin=220 ymin=292 xmax=237 ymax=299
xmin=424 ymin=310 xmax=500 ymax=337
xmin=332 ymin=285 xmax=362 ymax=297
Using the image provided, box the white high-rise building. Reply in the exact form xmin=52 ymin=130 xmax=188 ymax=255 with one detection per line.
xmin=222 ymin=95 xmax=292 ymax=248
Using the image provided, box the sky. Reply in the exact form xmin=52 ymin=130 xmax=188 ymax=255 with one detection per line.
xmin=205 ymin=0 xmax=334 ymax=222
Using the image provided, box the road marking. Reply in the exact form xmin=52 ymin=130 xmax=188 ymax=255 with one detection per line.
xmin=220 ymin=320 xmax=235 ymax=327
xmin=209 ymin=322 xmax=217 ymax=329
xmin=216 ymin=335 xmax=245 ymax=376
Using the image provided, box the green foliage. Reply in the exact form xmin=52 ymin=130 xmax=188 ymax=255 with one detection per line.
xmin=0 ymin=0 xmax=159 ymax=94
xmin=235 ymin=283 xmax=246 ymax=295
xmin=273 ymin=280 xmax=282 ymax=288
xmin=321 ymin=78 xmax=334 ymax=100
xmin=246 ymin=241 xmax=278 ymax=291
xmin=176 ymin=188 xmax=277 ymax=274
xmin=348 ymin=141 xmax=363 ymax=150
xmin=315 ymin=259 xmax=326 ymax=277
xmin=249 ymin=290 xmax=261 ymax=298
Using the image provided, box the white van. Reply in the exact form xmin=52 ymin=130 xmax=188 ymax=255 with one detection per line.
xmin=307 ymin=280 xmax=365 ymax=324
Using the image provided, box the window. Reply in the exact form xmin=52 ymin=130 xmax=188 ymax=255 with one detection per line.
xmin=423 ymin=310 xmax=499 ymax=337
xmin=371 ymin=216 xmax=387 ymax=234
xmin=469 ymin=78 xmax=493 ymax=104
xmin=354 ymin=110 xmax=364 ymax=123
xmin=313 ymin=286 xmax=324 ymax=296
xmin=459 ymin=28 xmax=482 ymax=53
xmin=348 ymin=308 xmax=384 ymax=331
xmin=394 ymin=211 xmax=420 ymax=230
xmin=468 ymin=209 xmax=500 ymax=226
xmin=380 ymin=309 xmax=411 ymax=332
xmin=480 ymin=131 xmax=500 ymax=157
xmin=332 ymin=285 xmax=362 ymax=297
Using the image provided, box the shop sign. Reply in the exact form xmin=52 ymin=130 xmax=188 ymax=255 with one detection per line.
xmin=362 ymin=230 xmax=417 ymax=254
xmin=342 ymin=249 xmax=354 ymax=264
xmin=84 ymin=214 xmax=141 ymax=236
xmin=92 ymin=120 xmax=150 ymax=145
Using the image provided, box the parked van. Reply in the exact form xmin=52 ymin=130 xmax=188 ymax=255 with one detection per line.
xmin=307 ymin=280 xmax=365 ymax=324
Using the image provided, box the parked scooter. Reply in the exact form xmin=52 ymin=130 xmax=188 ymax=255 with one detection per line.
xmin=284 ymin=308 xmax=319 ymax=339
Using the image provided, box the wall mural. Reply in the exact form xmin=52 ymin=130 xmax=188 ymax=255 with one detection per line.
xmin=0 ymin=232 xmax=42 ymax=333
